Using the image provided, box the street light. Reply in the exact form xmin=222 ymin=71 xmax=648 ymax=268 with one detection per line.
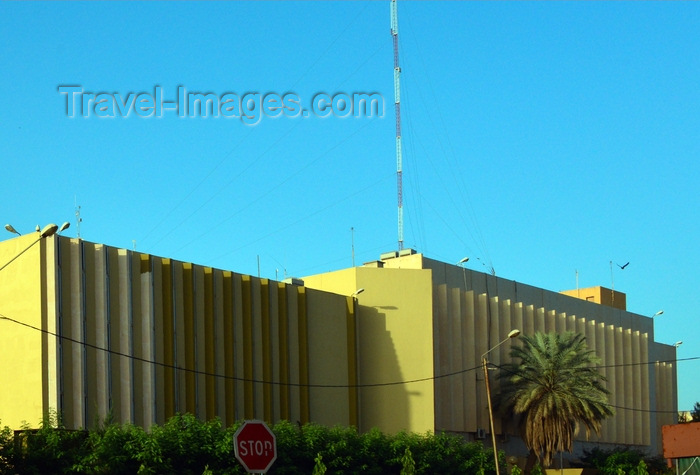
xmin=351 ymin=288 xmax=365 ymax=297
xmin=674 ymin=341 xmax=683 ymax=348
xmin=4 ymin=224 xmax=21 ymax=236
xmin=4 ymin=222 xmax=69 ymax=237
xmin=481 ymin=329 xmax=520 ymax=475
xmin=0 ymin=222 xmax=67 ymax=273
xmin=40 ymin=223 xmax=59 ymax=238
xmin=652 ymin=310 xmax=664 ymax=317
xmin=458 ymin=257 xmax=469 ymax=289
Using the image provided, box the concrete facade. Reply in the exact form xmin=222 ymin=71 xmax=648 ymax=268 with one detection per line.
xmin=304 ymin=251 xmax=678 ymax=458
xmin=0 ymin=234 xmax=677 ymax=461
xmin=0 ymin=234 xmax=357 ymax=430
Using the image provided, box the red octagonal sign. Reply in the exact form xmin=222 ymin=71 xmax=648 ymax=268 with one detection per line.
xmin=234 ymin=420 xmax=277 ymax=473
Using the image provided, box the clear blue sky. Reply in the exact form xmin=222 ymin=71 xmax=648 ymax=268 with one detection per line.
xmin=2 ymin=2 xmax=698 ymax=411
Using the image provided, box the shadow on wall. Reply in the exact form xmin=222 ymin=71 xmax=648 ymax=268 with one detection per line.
xmin=357 ymin=304 xmax=412 ymax=434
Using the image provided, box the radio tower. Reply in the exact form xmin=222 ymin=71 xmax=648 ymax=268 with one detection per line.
xmin=391 ymin=0 xmax=404 ymax=251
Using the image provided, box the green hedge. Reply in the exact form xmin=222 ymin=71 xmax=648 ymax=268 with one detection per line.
xmin=579 ymin=447 xmax=671 ymax=475
xmin=0 ymin=413 xmax=503 ymax=474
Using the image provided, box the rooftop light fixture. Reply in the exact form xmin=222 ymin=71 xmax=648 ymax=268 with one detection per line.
xmin=40 ymin=224 xmax=59 ymax=238
xmin=4 ymin=224 xmax=20 ymax=236
xmin=1 ymin=220 xmax=67 ymax=273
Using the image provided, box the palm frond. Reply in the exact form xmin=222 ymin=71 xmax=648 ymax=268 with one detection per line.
xmin=498 ymin=331 xmax=614 ymax=467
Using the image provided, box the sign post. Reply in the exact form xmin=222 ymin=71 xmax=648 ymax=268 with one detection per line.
xmin=234 ymin=420 xmax=277 ymax=473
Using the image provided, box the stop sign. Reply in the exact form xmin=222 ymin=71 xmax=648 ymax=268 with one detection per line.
xmin=234 ymin=420 xmax=277 ymax=473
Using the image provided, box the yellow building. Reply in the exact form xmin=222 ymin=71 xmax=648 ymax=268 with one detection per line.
xmin=0 ymin=232 xmax=677 ymax=460
xmin=0 ymin=232 xmax=357 ymax=431
xmin=303 ymin=250 xmax=677 ymax=458
xmin=560 ymin=285 xmax=626 ymax=311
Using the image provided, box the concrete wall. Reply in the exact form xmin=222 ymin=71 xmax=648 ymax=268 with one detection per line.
xmin=0 ymin=235 xmax=357 ymax=430
xmin=3 ymin=235 xmax=676 ymax=460
xmin=363 ymin=253 xmax=677 ymax=454
xmin=560 ymin=286 xmax=627 ymax=311
xmin=303 ymin=265 xmax=436 ymax=434
xmin=0 ymin=234 xmax=47 ymax=428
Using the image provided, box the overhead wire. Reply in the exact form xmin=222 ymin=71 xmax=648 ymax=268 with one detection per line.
xmin=294 ymin=241 xmax=397 ymax=277
xmin=287 ymin=2 xmax=371 ymax=92
xmin=389 ymin=7 xmax=426 ymax=253
xmin=415 ymin=188 xmax=479 ymax=257
xmin=137 ymin=1 xmax=373 ymax=256
xmin=160 ymin=5 xmax=390 ymax=262
xmin=0 ymin=312 xmax=694 ymax=415
xmin=0 ymin=312 xmax=471 ymax=389
xmin=493 ymin=360 xmax=685 ymax=415
xmin=398 ymin=44 xmax=428 ymax=253
xmin=171 ymin=118 xmax=377 ymax=258
xmin=137 ymin=126 xmax=257 ymax=249
xmin=335 ymin=41 xmax=385 ymax=92
xmin=401 ymin=7 xmax=494 ymax=269
xmin=206 ymin=172 xmax=395 ymax=265
xmin=146 ymin=118 xmax=306 ymax=252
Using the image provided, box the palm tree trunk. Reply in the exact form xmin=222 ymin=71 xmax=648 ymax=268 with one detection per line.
xmin=525 ymin=449 xmax=538 ymax=474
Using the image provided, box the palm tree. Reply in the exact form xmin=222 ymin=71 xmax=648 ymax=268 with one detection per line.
xmin=498 ymin=331 xmax=614 ymax=468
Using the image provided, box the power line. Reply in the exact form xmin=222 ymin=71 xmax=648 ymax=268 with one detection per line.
xmin=139 ymin=3 xmax=373 ymax=252
xmin=207 ymin=173 xmax=393 ymax=265
xmin=175 ymin=119 xmax=377 ymax=259
xmin=400 ymin=6 xmax=494 ymax=271
xmin=0 ymin=312 xmax=472 ymax=389
xmin=139 ymin=126 xmax=258 ymax=249
xmin=0 ymin=311 xmax=694 ymax=416
xmin=493 ymin=361 xmax=688 ymax=415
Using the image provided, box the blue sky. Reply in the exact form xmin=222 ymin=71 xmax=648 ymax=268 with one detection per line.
xmin=1 ymin=2 xmax=698 ymax=411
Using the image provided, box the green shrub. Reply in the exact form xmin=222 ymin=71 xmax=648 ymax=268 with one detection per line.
xmin=13 ymin=411 xmax=90 ymax=474
xmin=580 ymin=447 xmax=671 ymax=475
xmin=1 ymin=414 xmax=506 ymax=474
xmin=0 ymin=422 xmax=14 ymax=475
xmin=530 ymin=461 xmax=545 ymax=475
xmin=400 ymin=447 xmax=416 ymax=475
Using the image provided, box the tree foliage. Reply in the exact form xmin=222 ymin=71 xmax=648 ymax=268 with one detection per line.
xmin=0 ymin=415 xmax=503 ymax=474
xmin=498 ymin=331 xmax=614 ymax=467
xmin=400 ymin=447 xmax=416 ymax=475
xmin=580 ymin=447 xmax=671 ymax=475
xmin=680 ymin=402 xmax=700 ymax=423
xmin=692 ymin=402 xmax=700 ymax=422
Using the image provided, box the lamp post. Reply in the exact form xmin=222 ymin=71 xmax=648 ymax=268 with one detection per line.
xmin=0 ymin=222 xmax=70 ymax=273
xmin=651 ymin=310 xmax=664 ymax=336
xmin=481 ymin=329 xmax=520 ymax=475
xmin=457 ymin=257 xmax=469 ymax=289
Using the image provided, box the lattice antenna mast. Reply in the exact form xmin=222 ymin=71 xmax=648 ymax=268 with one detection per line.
xmin=391 ymin=0 xmax=404 ymax=251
